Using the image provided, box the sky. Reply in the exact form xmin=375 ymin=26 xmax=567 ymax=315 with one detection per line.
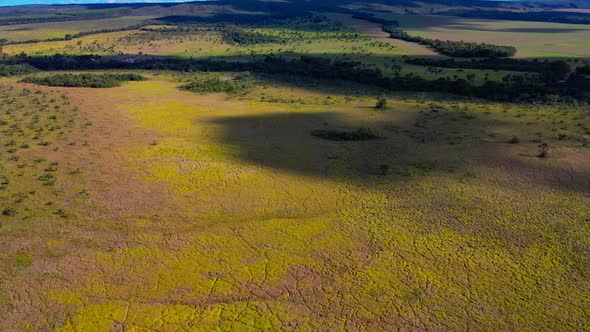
xmin=0 ymin=0 xmax=196 ymax=6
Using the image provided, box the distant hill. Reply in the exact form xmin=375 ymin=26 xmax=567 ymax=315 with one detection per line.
xmin=1 ymin=0 xmax=199 ymax=7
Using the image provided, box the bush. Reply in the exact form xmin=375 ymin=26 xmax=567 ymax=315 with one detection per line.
xmin=386 ymin=28 xmax=516 ymax=58
xmin=0 ymin=64 xmax=38 ymax=77
xmin=537 ymin=143 xmax=549 ymax=158
xmin=310 ymin=128 xmax=381 ymax=141
xmin=180 ymin=74 xmax=252 ymax=94
xmin=405 ymin=58 xmax=570 ymax=82
xmin=2 ymin=208 xmax=17 ymax=216
xmin=22 ymin=73 xmax=145 ymax=88
xmin=375 ymin=97 xmax=387 ymax=110
xmin=508 ymin=136 xmax=520 ymax=144
xmin=38 ymin=173 xmax=56 ymax=186
xmin=222 ymin=27 xmax=286 ymax=45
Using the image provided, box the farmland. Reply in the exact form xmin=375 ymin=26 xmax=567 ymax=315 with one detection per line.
xmin=371 ymin=13 xmax=590 ymax=58
xmin=1 ymin=0 xmax=590 ymax=330
xmin=0 ymin=16 xmax=153 ymax=42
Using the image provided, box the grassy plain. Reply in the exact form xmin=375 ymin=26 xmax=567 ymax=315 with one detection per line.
xmin=3 ymin=21 xmax=395 ymax=59
xmin=4 ymin=16 xmax=536 ymax=85
xmin=0 ymin=16 xmax=154 ymax=42
xmin=1 ymin=3 xmax=590 ymax=330
xmin=8 ymin=14 xmax=590 ymax=58
xmin=0 ymin=72 xmax=589 ymax=330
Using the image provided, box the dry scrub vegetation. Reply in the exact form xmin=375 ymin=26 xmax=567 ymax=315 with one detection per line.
xmin=0 ymin=74 xmax=589 ymax=330
xmin=1 ymin=2 xmax=590 ymax=329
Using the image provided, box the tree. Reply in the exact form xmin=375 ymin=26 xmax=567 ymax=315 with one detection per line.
xmin=537 ymin=143 xmax=549 ymax=158
xmin=375 ymin=97 xmax=387 ymax=110
xmin=0 ymin=39 xmax=7 ymax=55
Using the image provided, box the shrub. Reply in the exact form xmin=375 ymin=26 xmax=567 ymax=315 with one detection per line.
xmin=310 ymin=128 xmax=381 ymax=141
xmin=38 ymin=173 xmax=56 ymax=185
xmin=180 ymin=74 xmax=252 ymax=94
xmin=2 ymin=208 xmax=17 ymax=216
xmin=22 ymin=73 xmax=145 ymax=88
xmin=386 ymin=28 xmax=516 ymax=58
xmin=375 ymin=97 xmax=388 ymax=110
xmin=14 ymin=255 xmax=32 ymax=266
xmin=0 ymin=64 xmax=38 ymax=77
xmin=537 ymin=143 xmax=549 ymax=158
xmin=508 ymin=136 xmax=520 ymax=144
xmin=222 ymin=27 xmax=286 ymax=45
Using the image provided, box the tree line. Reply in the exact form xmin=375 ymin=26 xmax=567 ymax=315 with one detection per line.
xmin=22 ymin=73 xmax=145 ymax=88
xmin=180 ymin=74 xmax=252 ymax=94
xmin=349 ymin=11 xmax=516 ymax=58
xmin=404 ymin=57 xmax=571 ymax=81
xmin=384 ymin=27 xmax=517 ymax=58
xmin=4 ymin=54 xmax=588 ymax=103
xmin=221 ymin=27 xmax=287 ymax=45
xmin=0 ymin=64 xmax=38 ymax=77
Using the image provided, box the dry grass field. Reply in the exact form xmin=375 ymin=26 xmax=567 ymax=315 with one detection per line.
xmin=1 ymin=1 xmax=590 ymax=330
xmin=1 ymin=73 xmax=589 ymax=330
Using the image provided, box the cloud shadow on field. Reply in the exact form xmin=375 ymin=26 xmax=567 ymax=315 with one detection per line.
xmin=208 ymin=107 xmax=590 ymax=194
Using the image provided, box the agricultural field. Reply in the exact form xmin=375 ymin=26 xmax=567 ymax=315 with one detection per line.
xmin=1 ymin=0 xmax=590 ymax=330
xmin=0 ymin=16 xmax=154 ymax=42
xmin=370 ymin=13 xmax=590 ymax=58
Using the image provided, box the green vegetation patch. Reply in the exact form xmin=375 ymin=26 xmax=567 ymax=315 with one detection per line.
xmin=221 ymin=27 xmax=287 ymax=45
xmin=0 ymin=64 xmax=38 ymax=77
xmin=180 ymin=73 xmax=253 ymax=94
xmin=14 ymin=255 xmax=33 ymax=267
xmin=21 ymin=73 xmax=145 ymax=88
xmin=310 ymin=128 xmax=382 ymax=141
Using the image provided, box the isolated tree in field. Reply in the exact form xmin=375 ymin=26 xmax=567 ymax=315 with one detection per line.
xmin=375 ymin=97 xmax=387 ymax=110
xmin=508 ymin=136 xmax=520 ymax=144
xmin=0 ymin=39 xmax=7 ymax=55
xmin=537 ymin=143 xmax=549 ymax=158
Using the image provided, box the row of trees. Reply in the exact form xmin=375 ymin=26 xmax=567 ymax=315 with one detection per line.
xmin=22 ymin=73 xmax=144 ymax=88
xmin=221 ymin=27 xmax=287 ymax=45
xmin=4 ymin=54 xmax=588 ymax=103
xmin=384 ymin=27 xmax=517 ymax=58
xmin=405 ymin=57 xmax=571 ymax=81
xmin=0 ymin=64 xmax=38 ymax=77
xmin=180 ymin=74 xmax=252 ymax=94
